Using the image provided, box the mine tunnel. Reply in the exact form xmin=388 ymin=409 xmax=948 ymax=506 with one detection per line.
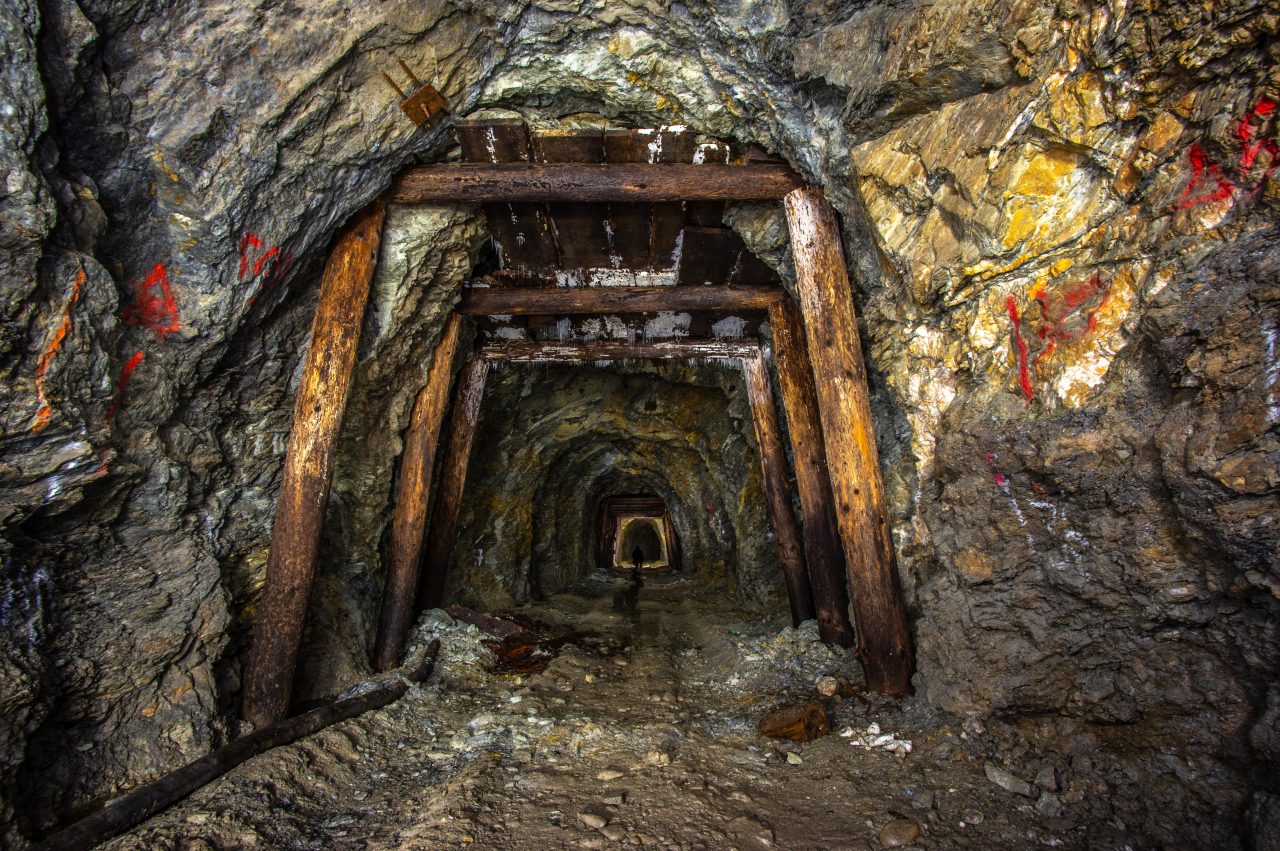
xmin=3 ymin=3 xmax=1279 ymax=850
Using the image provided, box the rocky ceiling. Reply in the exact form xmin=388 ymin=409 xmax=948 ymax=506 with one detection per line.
xmin=1 ymin=0 xmax=1278 ymax=846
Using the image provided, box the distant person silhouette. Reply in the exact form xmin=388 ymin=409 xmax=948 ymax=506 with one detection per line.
xmin=632 ymin=545 xmax=645 ymax=571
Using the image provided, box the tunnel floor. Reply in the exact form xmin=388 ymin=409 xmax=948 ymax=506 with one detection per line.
xmin=106 ymin=577 xmax=1114 ymax=850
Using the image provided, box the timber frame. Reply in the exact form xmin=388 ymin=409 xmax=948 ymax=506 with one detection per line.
xmin=243 ymin=155 xmax=913 ymax=727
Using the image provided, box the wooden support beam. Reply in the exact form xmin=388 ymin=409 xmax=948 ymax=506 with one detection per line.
xmin=768 ymin=300 xmax=856 ymax=648
xmin=42 ymin=642 xmax=440 ymax=851
xmin=416 ymin=355 xmax=490 ymax=611
xmin=389 ymin=163 xmax=803 ymax=204
xmin=479 ymin=339 xmax=760 ymax=363
xmin=457 ymin=285 xmax=784 ymax=316
xmin=783 ymin=187 xmax=914 ymax=695
xmin=741 ymin=351 xmax=816 ymax=627
xmin=372 ymin=315 xmax=464 ymax=671
xmin=243 ymin=199 xmax=387 ymax=727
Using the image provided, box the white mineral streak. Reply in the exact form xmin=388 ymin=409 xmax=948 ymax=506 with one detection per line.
xmin=1265 ymin=319 xmax=1280 ymax=423
xmin=902 ymin=324 xmax=957 ymax=480
xmin=711 ymin=315 xmax=747 ymax=339
xmin=643 ymin=311 xmax=691 ymax=340
xmin=495 ymin=326 xmax=526 ymax=341
xmin=484 ymin=127 xmax=499 ymax=163
xmin=988 ymin=44 xmax=1076 ymax=170
xmin=603 ymin=315 xmax=635 ymax=341
xmin=669 ymin=229 xmax=685 ymax=270
xmin=555 ymin=317 xmax=572 ymax=342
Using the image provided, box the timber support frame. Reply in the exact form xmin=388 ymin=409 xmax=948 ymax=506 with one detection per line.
xmin=249 ymin=160 xmax=915 ymax=724
xmin=244 ymin=198 xmax=388 ymax=727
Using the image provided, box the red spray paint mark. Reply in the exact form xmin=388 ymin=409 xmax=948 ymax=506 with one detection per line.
xmin=238 ymin=232 xmax=283 ymax=280
xmin=31 ymin=269 xmax=87 ymax=433
xmin=1031 ymin=274 xmax=1112 ymax=365
xmin=121 ymin=263 xmax=180 ymax=338
xmin=1236 ymin=98 xmax=1278 ymax=195
xmin=239 ymin=232 xmax=291 ymax=306
xmin=1178 ymin=143 xmax=1236 ymax=209
xmin=1006 ymin=295 xmax=1034 ymax=402
xmin=104 ymin=350 xmax=145 ymax=426
xmin=983 ymin=452 xmax=1008 ymax=488
xmin=1178 ymin=99 xmax=1279 ymax=209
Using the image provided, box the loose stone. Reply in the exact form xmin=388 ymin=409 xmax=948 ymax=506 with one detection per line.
xmin=878 ymin=819 xmax=921 ymax=847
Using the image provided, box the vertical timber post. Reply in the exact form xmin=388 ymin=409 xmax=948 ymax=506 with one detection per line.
xmin=768 ymin=300 xmax=856 ymax=648
xmin=372 ymin=314 xmax=464 ymax=671
xmin=243 ymin=198 xmax=388 ymax=727
xmin=741 ymin=351 xmax=816 ymax=627
xmin=416 ymin=354 xmax=490 ymax=612
xmin=783 ymin=187 xmax=914 ymax=694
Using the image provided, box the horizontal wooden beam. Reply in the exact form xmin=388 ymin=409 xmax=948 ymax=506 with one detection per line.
xmin=479 ymin=339 xmax=760 ymax=362
xmin=457 ymin=285 xmax=784 ymax=316
xmin=389 ymin=163 xmax=803 ymax=203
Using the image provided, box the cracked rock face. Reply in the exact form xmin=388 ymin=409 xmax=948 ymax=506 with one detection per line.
xmin=0 ymin=0 xmax=1277 ymax=846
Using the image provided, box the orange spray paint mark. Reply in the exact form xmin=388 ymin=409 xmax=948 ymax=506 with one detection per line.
xmin=1006 ymin=295 xmax=1034 ymax=402
xmin=104 ymin=350 xmax=145 ymax=425
xmin=122 ymin=263 xmax=180 ymax=338
xmin=31 ymin=269 xmax=87 ymax=433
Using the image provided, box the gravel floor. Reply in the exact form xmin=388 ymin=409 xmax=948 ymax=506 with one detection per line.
xmin=103 ymin=574 xmax=1145 ymax=850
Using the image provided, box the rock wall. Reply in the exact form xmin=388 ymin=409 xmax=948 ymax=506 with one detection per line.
xmin=0 ymin=0 xmax=1276 ymax=845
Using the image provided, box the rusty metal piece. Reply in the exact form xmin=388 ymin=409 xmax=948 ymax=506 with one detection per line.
xmin=758 ymin=701 xmax=831 ymax=742
xmin=379 ymin=59 xmax=447 ymax=128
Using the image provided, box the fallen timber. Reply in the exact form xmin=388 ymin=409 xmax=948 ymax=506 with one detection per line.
xmin=40 ymin=640 xmax=441 ymax=851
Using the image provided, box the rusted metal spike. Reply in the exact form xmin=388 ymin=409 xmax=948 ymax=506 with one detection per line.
xmin=379 ymin=69 xmax=407 ymax=100
xmin=397 ymin=57 xmax=424 ymax=88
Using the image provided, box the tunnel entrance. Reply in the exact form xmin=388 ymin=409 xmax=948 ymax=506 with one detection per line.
xmin=248 ymin=118 xmax=908 ymax=728
xmin=600 ymin=494 xmax=678 ymax=571
xmin=617 ymin=518 xmax=664 ymax=567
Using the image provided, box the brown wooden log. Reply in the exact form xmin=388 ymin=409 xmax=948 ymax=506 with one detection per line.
xmin=389 ymin=163 xmax=803 ymax=204
xmin=757 ymin=700 xmax=831 ymax=742
xmin=479 ymin=339 xmax=759 ymax=363
xmin=768 ymin=300 xmax=856 ymax=648
xmin=40 ymin=640 xmax=440 ymax=851
xmin=783 ymin=187 xmax=914 ymax=695
xmin=416 ymin=355 xmax=490 ymax=611
xmin=243 ymin=199 xmax=387 ymax=727
xmin=457 ymin=285 xmax=784 ymax=315
xmin=372 ymin=315 xmax=464 ymax=671
xmin=741 ymin=351 xmax=815 ymax=627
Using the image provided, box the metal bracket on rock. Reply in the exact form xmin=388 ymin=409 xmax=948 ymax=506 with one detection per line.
xmin=380 ymin=58 xmax=448 ymax=128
